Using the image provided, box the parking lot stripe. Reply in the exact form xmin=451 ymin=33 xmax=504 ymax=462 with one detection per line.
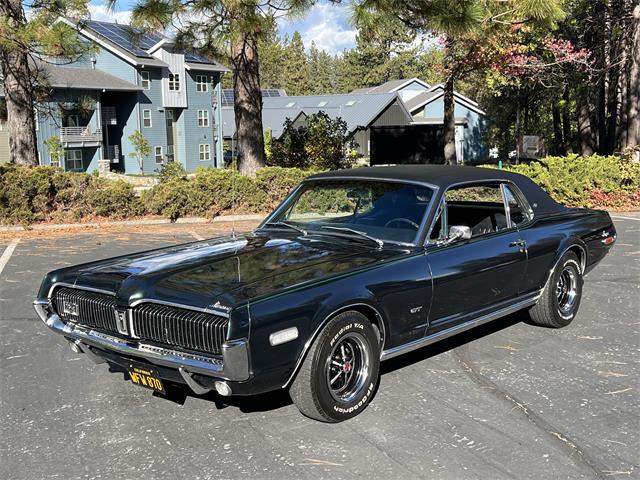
xmin=189 ymin=230 xmax=205 ymax=241
xmin=610 ymin=215 xmax=640 ymax=221
xmin=0 ymin=238 xmax=20 ymax=277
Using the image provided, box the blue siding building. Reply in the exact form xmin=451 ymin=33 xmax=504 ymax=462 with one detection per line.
xmin=1 ymin=19 xmax=227 ymax=173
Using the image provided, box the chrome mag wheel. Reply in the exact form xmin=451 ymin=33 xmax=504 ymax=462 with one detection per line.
xmin=556 ymin=266 xmax=578 ymax=316
xmin=325 ymin=332 xmax=370 ymax=403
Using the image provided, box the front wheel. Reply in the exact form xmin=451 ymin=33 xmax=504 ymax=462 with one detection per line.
xmin=290 ymin=311 xmax=380 ymax=422
xmin=529 ymin=251 xmax=583 ymax=328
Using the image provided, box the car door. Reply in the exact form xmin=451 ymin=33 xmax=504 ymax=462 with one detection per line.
xmin=424 ymin=182 xmax=528 ymax=334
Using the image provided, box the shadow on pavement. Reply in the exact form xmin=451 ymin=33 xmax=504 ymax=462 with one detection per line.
xmin=155 ymin=311 xmax=532 ymax=414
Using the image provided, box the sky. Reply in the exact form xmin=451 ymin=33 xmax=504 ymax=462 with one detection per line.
xmin=88 ymin=1 xmax=358 ymax=55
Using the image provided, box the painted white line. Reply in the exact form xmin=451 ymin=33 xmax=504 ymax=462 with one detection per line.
xmin=610 ymin=215 xmax=640 ymax=221
xmin=0 ymin=238 xmax=20 ymax=277
xmin=189 ymin=230 xmax=205 ymax=241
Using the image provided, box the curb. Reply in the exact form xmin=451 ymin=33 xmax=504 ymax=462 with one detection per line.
xmin=0 ymin=214 xmax=265 ymax=233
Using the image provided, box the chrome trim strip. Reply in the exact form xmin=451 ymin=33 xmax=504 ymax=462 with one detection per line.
xmin=380 ymin=292 xmax=541 ymax=361
xmin=33 ymin=301 xmax=248 ymax=381
xmin=47 ymin=282 xmax=115 ymax=299
xmin=281 ymin=302 xmax=387 ymax=389
xmin=129 ymin=298 xmax=230 ymax=318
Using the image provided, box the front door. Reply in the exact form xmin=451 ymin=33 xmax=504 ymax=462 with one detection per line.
xmin=425 ymin=182 xmax=527 ymax=334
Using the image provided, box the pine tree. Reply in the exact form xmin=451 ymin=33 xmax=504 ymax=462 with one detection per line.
xmin=258 ymin=18 xmax=285 ymax=89
xmin=308 ymin=42 xmax=334 ymax=94
xmin=282 ymin=31 xmax=311 ymax=95
xmin=110 ymin=1 xmax=314 ymax=176
xmin=0 ymin=0 xmax=91 ymax=165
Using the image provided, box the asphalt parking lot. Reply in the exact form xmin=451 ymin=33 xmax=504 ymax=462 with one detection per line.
xmin=1 ymin=216 xmax=638 ymax=480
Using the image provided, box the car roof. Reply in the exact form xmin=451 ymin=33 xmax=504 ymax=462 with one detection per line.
xmin=307 ymin=165 xmax=565 ymax=216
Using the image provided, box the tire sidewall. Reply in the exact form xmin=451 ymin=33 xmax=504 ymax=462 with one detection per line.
xmin=311 ymin=313 xmax=380 ymax=422
xmin=550 ymin=255 xmax=583 ymax=326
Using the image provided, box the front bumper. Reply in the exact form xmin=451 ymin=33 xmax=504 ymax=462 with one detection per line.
xmin=33 ymin=300 xmax=250 ymax=384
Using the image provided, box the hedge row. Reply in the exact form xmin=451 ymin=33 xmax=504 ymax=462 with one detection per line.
xmin=1 ymin=154 xmax=638 ymax=225
xmin=0 ymin=164 xmax=314 ymax=225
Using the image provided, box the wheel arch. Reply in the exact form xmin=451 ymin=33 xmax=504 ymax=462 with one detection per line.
xmin=282 ymin=300 xmax=388 ymax=389
xmin=542 ymin=240 xmax=587 ymax=293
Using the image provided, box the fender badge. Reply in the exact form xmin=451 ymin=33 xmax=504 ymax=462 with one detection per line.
xmin=209 ymin=301 xmax=231 ymax=312
xmin=410 ymin=306 xmax=423 ymax=314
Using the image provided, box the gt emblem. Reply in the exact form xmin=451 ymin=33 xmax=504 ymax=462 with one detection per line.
xmin=114 ymin=309 xmax=129 ymax=335
xmin=410 ymin=306 xmax=423 ymax=314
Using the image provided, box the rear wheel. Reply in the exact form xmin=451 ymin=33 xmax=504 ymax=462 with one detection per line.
xmin=529 ymin=252 xmax=583 ymax=328
xmin=290 ymin=311 xmax=380 ymax=422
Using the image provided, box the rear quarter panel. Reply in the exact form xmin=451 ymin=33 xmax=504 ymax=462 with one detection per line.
xmin=518 ymin=208 xmax=615 ymax=293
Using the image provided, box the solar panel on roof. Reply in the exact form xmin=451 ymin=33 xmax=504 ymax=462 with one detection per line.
xmin=220 ymin=89 xmax=286 ymax=107
xmin=86 ymin=21 xmax=164 ymax=58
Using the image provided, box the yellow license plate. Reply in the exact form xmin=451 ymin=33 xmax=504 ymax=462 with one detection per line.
xmin=128 ymin=366 xmax=165 ymax=394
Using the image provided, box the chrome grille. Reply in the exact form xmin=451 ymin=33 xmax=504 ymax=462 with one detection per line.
xmin=132 ymin=304 xmax=228 ymax=355
xmin=53 ymin=287 xmax=118 ymax=332
xmin=51 ymin=287 xmax=229 ymax=356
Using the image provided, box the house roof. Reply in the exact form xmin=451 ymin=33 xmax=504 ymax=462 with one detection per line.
xmin=404 ymin=91 xmax=441 ymax=112
xmin=40 ymin=64 xmax=143 ymax=91
xmin=60 ymin=18 xmax=228 ymax=71
xmin=221 ymin=88 xmax=287 ymax=107
xmin=221 ymin=93 xmax=412 ymax=138
xmin=351 ymin=78 xmax=431 ymax=94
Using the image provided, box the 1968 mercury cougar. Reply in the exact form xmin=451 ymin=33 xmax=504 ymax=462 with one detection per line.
xmin=35 ymin=165 xmax=616 ymax=422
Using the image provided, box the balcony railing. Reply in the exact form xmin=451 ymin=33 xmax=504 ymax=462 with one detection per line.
xmin=60 ymin=127 xmax=102 ymax=145
xmin=101 ymin=107 xmax=117 ymax=126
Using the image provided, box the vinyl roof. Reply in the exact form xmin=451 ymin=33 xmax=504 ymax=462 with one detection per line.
xmin=307 ymin=165 xmax=564 ymax=215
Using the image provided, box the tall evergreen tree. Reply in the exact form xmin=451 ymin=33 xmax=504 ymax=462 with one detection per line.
xmin=282 ymin=31 xmax=311 ymax=95
xmin=0 ymin=0 xmax=90 ymax=165
xmin=258 ymin=18 xmax=285 ymax=89
xmin=308 ymin=42 xmax=334 ymax=94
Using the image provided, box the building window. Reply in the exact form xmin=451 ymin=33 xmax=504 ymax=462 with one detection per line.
xmin=169 ymin=73 xmax=180 ymax=91
xmin=143 ymin=109 xmax=152 ymax=128
xmin=64 ymin=149 xmax=83 ymax=171
xmin=155 ymin=146 xmax=163 ymax=164
xmin=196 ymin=75 xmax=209 ymax=92
xmin=140 ymin=71 xmax=150 ymax=90
xmin=199 ymin=144 xmax=210 ymax=161
xmin=198 ymin=110 xmax=209 ymax=127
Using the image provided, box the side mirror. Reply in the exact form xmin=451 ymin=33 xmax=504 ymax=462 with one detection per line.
xmin=448 ymin=225 xmax=472 ymax=242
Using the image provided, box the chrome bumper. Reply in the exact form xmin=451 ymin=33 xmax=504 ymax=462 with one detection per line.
xmin=33 ymin=300 xmax=250 ymax=382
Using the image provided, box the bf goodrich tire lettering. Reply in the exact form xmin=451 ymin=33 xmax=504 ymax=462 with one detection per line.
xmin=290 ymin=311 xmax=380 ymax=422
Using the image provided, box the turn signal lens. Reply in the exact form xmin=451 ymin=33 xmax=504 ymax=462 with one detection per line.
xmin=269 ymin=327 xmax=299 ymax=346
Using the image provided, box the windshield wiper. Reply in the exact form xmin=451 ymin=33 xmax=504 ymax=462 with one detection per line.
xmin=320 ymin=226 xmax=384 ymax=248
xmin=263 ymin=221 xmax=307 ymax=236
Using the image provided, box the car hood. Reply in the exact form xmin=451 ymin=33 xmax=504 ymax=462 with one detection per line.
xmin=44 ymin=232 xmax=399 ymax=309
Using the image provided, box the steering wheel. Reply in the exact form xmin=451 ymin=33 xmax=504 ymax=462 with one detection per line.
xmin=384 ymin=218 xmax=420 ymax=230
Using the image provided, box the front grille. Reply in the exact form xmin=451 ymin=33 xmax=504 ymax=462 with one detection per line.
xmin=53 ymin=287 xmax=118 ymax=332
xmin=51 ymin=287 xmax=229 ymax=356
xmin=132 ymin=304 xmax=228 ymax=355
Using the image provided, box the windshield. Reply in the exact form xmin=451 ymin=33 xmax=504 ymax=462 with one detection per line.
xmin=264 ymin=180 xmax=435 ymax=244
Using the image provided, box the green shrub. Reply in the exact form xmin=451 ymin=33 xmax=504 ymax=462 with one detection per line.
xmin=255 ymin=166 xmax=312 ymax=210
xmin=158 ymin=162 xmax=188 ymax=183
xmin=141 ymin=178 xmax=194 ymax=221
xmin=499 ymin=154 xmax=640 ymax=207
xmin=86 ymin=180 xmax=143 ymax=218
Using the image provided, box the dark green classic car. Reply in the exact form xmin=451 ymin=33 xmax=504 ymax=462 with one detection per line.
xmin=34 ymin=165 xmax=615 ymax=422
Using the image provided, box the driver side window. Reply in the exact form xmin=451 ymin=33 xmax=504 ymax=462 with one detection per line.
xmin=429 ymin=183 xmax=508 ymax=243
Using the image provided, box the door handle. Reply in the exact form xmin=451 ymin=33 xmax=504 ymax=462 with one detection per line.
xmin=509 ymin=239 xmax=527 ymax=252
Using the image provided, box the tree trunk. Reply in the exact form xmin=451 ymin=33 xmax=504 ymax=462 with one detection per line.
xmin=552 ymin=99 xmax=564 ymax=155
xmin=576 ymin=91 xmax=595 ymax=156
xmin=442 ymin=38 xmax=457 ymax=165
xmin=231 ymin=32 xmax=265 ymax=176
xmin=562 ymin=86 xmax=573 ymax=154
xmin=0 ymin=0 xmax=38 ymax=166
xmin=623 ymin=5 xmax=640 ymax=148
